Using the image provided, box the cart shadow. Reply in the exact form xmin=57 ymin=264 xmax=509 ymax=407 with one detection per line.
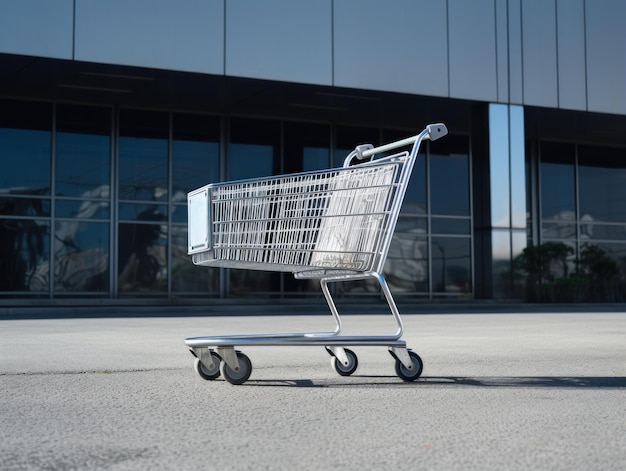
xmin=244 ymin=376 xmax=626 ymax=389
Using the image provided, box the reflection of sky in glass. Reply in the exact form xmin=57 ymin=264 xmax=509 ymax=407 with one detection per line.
xmin=0 ymin=128 xmax=51 ymax=193
xmin=401 ymin=154 xmax=426 ymax=214
xmin=173 ymin=140 xmax=219 ymax=191
xmin=541 ymin=161 xmax=574 ymax=218
xmin=489 ymin=104 xmax=510 ymax=227
xmin=119 ymin=137 xmax=168 ymax=201
xmin=333 ymin=147 xmax=352 ymax=168
xmin=489 ymin=104 xmax=526 ymax=228
xmin=229 ymin=143 xmax=273 ymax=179
xmin=509 ymin=106 xmax=526 ymax=229
xmin=303 ymin=147 xmax=330 ymax=171
xmin=431 ymin=153 xmax=469 ymax=216
xmin=56 ymin=132 xmax=110 ymax=197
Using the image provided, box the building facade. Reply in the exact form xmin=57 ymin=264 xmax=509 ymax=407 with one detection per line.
xmin=1 ymin=0 xmax=626 ymax=307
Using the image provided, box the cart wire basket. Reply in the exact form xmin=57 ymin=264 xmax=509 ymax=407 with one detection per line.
xmin=185 ymin=123 xmax=448 ymax=384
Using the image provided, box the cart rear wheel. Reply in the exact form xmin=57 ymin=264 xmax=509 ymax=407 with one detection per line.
xmin=194 ymin=353 xmax=221 ymax=380
xmin=330 ymin=348 xmax=358 ymax=376
xmin=220 ymin=351 xmax=252 ymax=385
xmin=395 ymin=351 xmax=423 ymax=382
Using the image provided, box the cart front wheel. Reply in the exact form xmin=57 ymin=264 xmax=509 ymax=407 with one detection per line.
xmin=330 ymin=348 xmax=358 ymax=376
xmin=220 ymin=351 xmax=252 ymax=385
xmin=194 ymin=353 xmax=221 ymax=381
xmin=395 ymin=351 xmax=423 ymax=382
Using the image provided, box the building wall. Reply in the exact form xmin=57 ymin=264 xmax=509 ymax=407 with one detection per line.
xmin=1 ymin=0 xmax=625 ymax=115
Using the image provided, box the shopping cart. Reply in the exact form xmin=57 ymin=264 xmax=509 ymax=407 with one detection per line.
xmin=185 ymin=123 xmax=448 ymax=384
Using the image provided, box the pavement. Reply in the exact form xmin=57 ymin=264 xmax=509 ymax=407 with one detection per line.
xmin=1 ymin=306 xmax=625 ymax=470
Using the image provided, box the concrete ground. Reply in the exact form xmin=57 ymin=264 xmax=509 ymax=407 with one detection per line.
xmin=1 ymin=308 xmax=625 ymax=470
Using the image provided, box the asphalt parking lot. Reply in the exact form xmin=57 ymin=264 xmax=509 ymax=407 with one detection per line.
xmin=1 ymin=308 xmax=625 ymax=470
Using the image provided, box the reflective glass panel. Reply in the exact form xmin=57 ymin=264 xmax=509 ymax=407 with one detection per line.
xmin=384 ymin=129 xmax=427 ymax=215
xmin=171 ymin=225 xmax=218 ymax=293
xmin=229 ymin=118 xmax=279 ymax=179
xmin=491 ymin=229 xmax=512 ymax=299
xmin=0 ymin=100 xmax=52 ymax=195
xmin=334 ymin=126 xmax=379 ymax=168
xmin=0 ymin=219 xmax=50 ymax=292
xmin=384 ymin=217 xmax=428 ymax=293
xmin=0 ymin=197 xmax=50 ymax=217
xmin=119 ymin=110 xmax=168 ymax=201
xmin=282 ymin=121 xmax=330 ymax=292
xmin=56 ymin=199 xmax=109 ymax=220
xmin=542 ymin=222 xmax=576 ymax=240
xmin=228 ymin=118 xmax=281 ymax=295
xmin=431 ymin=217 xmax=470 ymax=235
xmin=54 ymin=221 xmax=109 ymax=292
xmin=581 ymin=224 xmax=626 ymax=241
xmin=578 ymin=145 xmax=626 ymax=224
xmin=509 ymin=106 xmax=526 ymax=229
xmin=540 ymin=142 xmax=575 ymax=220
xmin=118 ymin=222 xmax=167 ymax=293
xmin=56 ymin=104 xmax=111 ymax=198
xmin=171 ymin=204 xmax=187 ymax=224
xmin=431 ymin=236 xmax=472 ymax=294
xmin=284 ymin=122 xmax=330 ymax=173
xmin=430 ymin=135 xmax=470 ymax=216
xmin=172 ymin=113 xmax=220 ymax=198
xmin=118 ymin=203 xmax=168 ymax=222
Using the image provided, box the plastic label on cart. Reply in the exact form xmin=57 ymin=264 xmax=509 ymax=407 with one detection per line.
xmin=188 ymin=189 xmax=210 ymax=254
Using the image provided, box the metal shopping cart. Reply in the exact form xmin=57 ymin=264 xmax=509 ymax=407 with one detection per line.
xmin=185 ymin=123 xmax=448 ymax=384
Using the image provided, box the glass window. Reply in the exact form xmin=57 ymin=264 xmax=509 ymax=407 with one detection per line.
xmin=119 ymin=203 xmax=167 ymax=222
xmin=56 ymin=105 xmax=111 ymax=198
xmin=540 ymin=142 xmax=575 ymax=220
xmin=55 ymin=199 xmax=109 ymax=220
xmin=430 ymin=135 xmax=470 ymax=216
xmin=431 ymin=237 xmax=472 ymax=294
xmin=172 ymin=113 xmax=220 ymax=196
xmin=118 ymin=222 xmax=167 ymax=293
xmin=0 ymin=219 xmax=50 ymax=292
xmin=384 ymin=128 xmax=427 ymax=216
xmin=228 ymin=118 xmax=281 ymax=296
xmin=0 ymin=100 xmax=52 ymax=196
xmin=0 ymin=197 xmax=50 ymax=217
xmin=171 ymin=225 xmax=218 ymax=293
xmin=384 ymin=217 xmax=428 ymax=293
xmin=119 ymin=109 xmax=169 ymax=201
xmin=282 ymin=122 xmax=331 ymax=294
xmin=171 ymin=114 xmax=221 ymax=296
xmin=334 ymin=126 xmax=379 ymax=168
xmin=229 ymin=118 xmax=280 ymax=180
xmin=578 ymin=145 xmax=626 ymax=224
xmin=284 ymin=122 xmax=330 ymax=173
xmin=54 ymin=221 xmax=109 ymax=292
xmin=431 ymin=217 xmax=470 ymax=235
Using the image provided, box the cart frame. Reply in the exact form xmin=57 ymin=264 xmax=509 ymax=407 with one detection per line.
xmin=185 ymin=123 xmax=448 ymax=384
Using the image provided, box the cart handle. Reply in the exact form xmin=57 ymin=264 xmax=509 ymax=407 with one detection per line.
xmin=345 ymin=123 xmax=448 ymax=166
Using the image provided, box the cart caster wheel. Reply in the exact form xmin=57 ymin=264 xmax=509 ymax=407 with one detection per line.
xmin=194 ymin=353 xmax=221 ymax=380
xmin=395 ymin=351 xmax=423 ymax=382
xmin=330 ymin=348 xmax=358 ymax=376
xmin=220 ymin=351 xmax=252 ymax=385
